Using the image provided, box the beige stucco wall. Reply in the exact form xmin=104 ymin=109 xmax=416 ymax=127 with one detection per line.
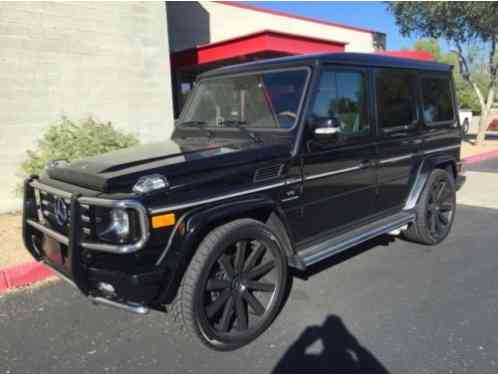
xmin=0 ymin=2 xmax=174 ymax=213
xmin=167 ymin=2 xmax=376 ymax=53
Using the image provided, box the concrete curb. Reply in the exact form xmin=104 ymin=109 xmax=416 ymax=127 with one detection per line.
xmin=463 ymin=149 xmax=498 ymax=165
xmin=0 ymin=261 xmax=54 ymax=295
xmin=1 ymin=148 xmax=498 ymax=294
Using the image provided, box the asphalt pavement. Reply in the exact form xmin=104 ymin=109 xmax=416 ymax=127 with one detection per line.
xmin=1 ymin=158 xmax=498 ymax=372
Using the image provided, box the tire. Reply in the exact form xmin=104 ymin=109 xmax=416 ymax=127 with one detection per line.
xmin=403 ymin=169 xmax=457 ymax=245
xmin=176 ymin=218 xmax=289 ymax=351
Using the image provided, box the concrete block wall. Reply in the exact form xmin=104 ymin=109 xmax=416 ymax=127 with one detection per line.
xmin=0 ymin=2 xmax=174 ymax=213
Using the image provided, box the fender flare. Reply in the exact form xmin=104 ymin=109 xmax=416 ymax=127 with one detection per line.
xmin=404 ymin=154 xmax=458 ymax=210
xmin=154 ymin=195 xmax=295 ymax=303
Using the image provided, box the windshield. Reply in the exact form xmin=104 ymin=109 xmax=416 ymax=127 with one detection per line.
xmin=180 ymin=69 xmax=309 ymax=130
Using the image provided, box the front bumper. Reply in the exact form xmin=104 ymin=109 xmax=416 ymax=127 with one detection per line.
xmin=22 ymin=177 xmax=169 ymax=313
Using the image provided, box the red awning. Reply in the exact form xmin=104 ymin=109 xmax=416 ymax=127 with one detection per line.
xmin=171 ymin=30 xmax=347 ymax=68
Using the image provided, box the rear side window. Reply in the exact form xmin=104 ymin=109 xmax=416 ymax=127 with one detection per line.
xmin=421 ymin=76 xmax=454 ymax=124
xmin=311 ymin=70 xmax=369 ymax=135
xmin=376 ymin=70 xmax=418 ymax=130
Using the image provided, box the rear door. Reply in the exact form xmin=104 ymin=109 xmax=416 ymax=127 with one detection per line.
xmin=293 ymin=65 xmax=377 ymax=243
xmin=374 ymin=68 xmax=422 ymax=213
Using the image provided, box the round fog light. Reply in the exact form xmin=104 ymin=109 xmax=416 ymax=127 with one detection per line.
xmin=97 ymin=282 xmax=116 ymax=297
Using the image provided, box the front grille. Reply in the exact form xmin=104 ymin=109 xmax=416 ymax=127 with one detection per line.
xmin=38 ymin=190 xmax=71 ymax=234
xmin=36 ymin=189 xmax=93 ymax=241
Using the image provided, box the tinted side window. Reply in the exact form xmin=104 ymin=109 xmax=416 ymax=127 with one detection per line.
xmin=421 ymin=77 xmax=454 ymax=124
xmin=311 ymin=70 xmax=369 ymax=135
xmin=376 ymin=70 xmax=417 ymax=129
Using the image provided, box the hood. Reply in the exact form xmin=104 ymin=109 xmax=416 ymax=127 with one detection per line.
xmin=47 ymin=135 xmax=292 ymax=192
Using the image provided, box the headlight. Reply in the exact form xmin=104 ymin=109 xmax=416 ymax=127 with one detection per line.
xmin=97 ymin=208 xmax=131 ymax=244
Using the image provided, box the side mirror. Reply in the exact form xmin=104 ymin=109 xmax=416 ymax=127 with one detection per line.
xmin=312 ymin=117 xmax=342 ymax=140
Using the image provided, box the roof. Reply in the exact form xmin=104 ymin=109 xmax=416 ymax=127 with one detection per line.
xmin=200 ymin=52 xmax=452 ymax=78
xmin=216 ymin=1 xmax=383 ymax=36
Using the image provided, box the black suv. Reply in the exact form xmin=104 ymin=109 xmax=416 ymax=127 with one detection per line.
xmin=23 ymin=53 xmax=465 ymax=350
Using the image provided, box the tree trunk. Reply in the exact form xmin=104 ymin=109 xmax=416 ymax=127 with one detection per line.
xmin=476 ymin=109 xmax=488 ymax=145
xmin=475 ymin=85 xmax=496 ymax=145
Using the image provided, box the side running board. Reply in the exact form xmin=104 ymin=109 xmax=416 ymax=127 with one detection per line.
xmin=290 ymin=211 xmax=416 ymax=269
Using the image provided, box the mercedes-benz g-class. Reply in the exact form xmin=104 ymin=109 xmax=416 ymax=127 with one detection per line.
xmin=23 ymin=53 xmax=465 ymax=350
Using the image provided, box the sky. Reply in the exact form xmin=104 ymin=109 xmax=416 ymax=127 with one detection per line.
xmin=246 ymin=1 xmax=422 ymax=51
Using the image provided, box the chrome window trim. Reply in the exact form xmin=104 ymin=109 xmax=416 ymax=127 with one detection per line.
xmin=28 ymin=182 xmax=150 ymax=254
xmin=379 ymin=154 xmax=414 ymax=165
xmin=304 ymin=165 xmax=362 ymax=182
xmin=423 ymin=144 xmax=460 ymax=155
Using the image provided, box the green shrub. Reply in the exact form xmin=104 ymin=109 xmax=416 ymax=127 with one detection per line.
xmin=20 ymin=116 xmax=139 ymax=178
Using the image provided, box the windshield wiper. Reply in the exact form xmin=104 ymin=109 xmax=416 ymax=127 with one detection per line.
xmin=179 ymin=120 xmax=215 ymax=138
xmin=179 ymin=120 xmax=207 ymax=128
xmin=218 ymin=120 xmax=263 ymax=144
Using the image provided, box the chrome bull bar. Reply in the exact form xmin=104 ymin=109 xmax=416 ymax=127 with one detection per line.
xmin=27 ymin=180 xmax=150 ymax=255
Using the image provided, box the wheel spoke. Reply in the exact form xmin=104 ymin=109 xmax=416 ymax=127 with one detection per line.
xmin=218 ymin=255 xmax=235 ymax=278
xmin=243 ymin=291 xmax=265 ymax=316
xmin=206 ymin=289 xmax=231 ymax=318
xmin=440 ymin=189 xmax=452 ymax=202
xmin=439 ymin=212 xmax=449 ymax=225
xmin=246 ymin=260 xmax=275 ymax=280
xmin=439 ymin=202 xmax=453 ymax=212
xmin=234 ymin=240 xmax=248 ymax=273
xmin=218 ymin=296 xmax=235 ymax=332
xmin=244 ymin=242 xmax=265 ymax=271
xmin=235 ymin=295 xmax=248 ymax=330
xmin=206 ymin=279 xmax=231 ymax=291
xmin=436 ymin=181 xmax=447 ymax=201
xmin=246 ymin=281 xmax=275 ymax=292
xmin=430 ymin=213 xmax=437 ymax=234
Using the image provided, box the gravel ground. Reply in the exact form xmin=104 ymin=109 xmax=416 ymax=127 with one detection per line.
xmin=0 ymin=214 xmax=32 ymax=268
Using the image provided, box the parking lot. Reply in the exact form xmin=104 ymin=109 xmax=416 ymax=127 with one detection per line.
xmin=1 ymin=158 xmax=498 ymax=372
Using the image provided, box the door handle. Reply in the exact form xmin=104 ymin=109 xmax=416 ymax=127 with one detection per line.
xmin=361 ymin=160 xmax=374 ymax=167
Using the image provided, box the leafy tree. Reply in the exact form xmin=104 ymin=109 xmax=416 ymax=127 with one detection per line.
xmin=413 ymin=38 xmax=481 ymax=113
xmin=388 ymin=2 xmax=498 ymax=144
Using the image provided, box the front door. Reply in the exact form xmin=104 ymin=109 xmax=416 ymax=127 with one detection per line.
xmin=293 ymin=66 xmax=377 ymax=244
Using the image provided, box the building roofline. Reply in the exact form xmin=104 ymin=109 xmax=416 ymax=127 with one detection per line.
xmin=216 ymin=1 xmax=384 ymax=36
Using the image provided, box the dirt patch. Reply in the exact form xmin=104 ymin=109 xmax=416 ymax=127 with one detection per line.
xmin=0 ymin=214 xmax=33 ymax=268
xmin=461 ymin=139 xmax=498 ymax=159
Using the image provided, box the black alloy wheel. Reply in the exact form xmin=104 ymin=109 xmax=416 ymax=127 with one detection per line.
xmin=403 ymin=169 xmax=456 ymax=245
xmin=426 ymin=177 xmax=455 ymax=241
xmin=177 ymin=219 xmax=288 ymax=350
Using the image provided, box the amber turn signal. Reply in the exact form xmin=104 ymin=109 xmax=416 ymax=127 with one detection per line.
xmin=151 ymin=213 xmax=176 ymax=229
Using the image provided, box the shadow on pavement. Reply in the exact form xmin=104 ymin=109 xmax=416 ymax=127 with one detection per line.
xmin=273 ymin=315 xmax=388 ymax=374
